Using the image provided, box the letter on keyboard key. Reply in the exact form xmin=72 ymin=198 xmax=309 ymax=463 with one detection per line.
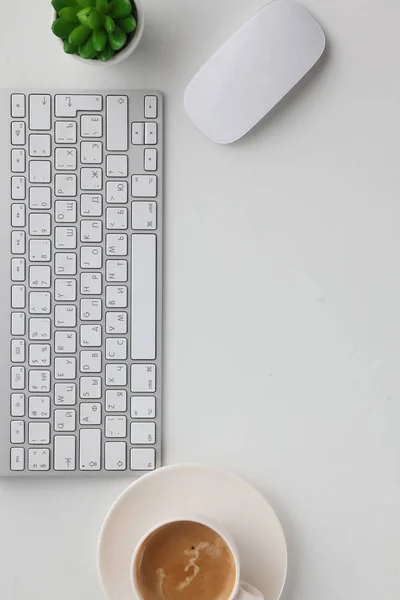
xmin=105 ymin=442 xmax=126 ymax=470
xmin=55 ymin=174 xmax=77 ymax=197
xmin=54 ymin=436 xmax=76 ymax=470
xmin=55 ymin=95 xmax=103 ymax=117
xmin=132 ymin=175 xmax=157 ymax=198
xmin=79 ymin=428 xmax=101 ymax=470
xmin=11 ymin=447 xmax=25 ymax=471
xmin=131 ymin=235 xmax=156 ymax=359
xmin=54 ymin=409 xmax=76 ymax=432
xmin=54 ymin=383 xmax=76 ymax=405
xmin=106 ymin=96 xmax=128 ymax=151
xmin=29 ymin=95 xmax=51 ymax=130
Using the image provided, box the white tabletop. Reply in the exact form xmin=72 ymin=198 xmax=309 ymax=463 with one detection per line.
xmin=1 ymin=0 xmax=400 ymax=598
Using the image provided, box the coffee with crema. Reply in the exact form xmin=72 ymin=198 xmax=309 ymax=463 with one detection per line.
xmin=134 ymin=520 xmax=237 ymax=600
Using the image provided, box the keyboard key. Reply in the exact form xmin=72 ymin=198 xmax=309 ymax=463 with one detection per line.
xmin=105 ymin=364 xmax=127 ymax=386
xmin=29 ymin=396 xmax=51 ymax=418
xmin=28 ymin=448 xmax=50 ymax=471
xmin=54 ymin=409 xmax=76 ymax=432
xmin=29 ymin=95 xmax=51 ymax=130
xmin=106 ymin=95 xmax=128 ymax=151
xmin=11 ymin=149 xmax=26 ymax=173
xmin=11 ymin=447 xmax=25 ymax=471
xmin=55 ymin=226 xmax=77 ymax=249
xmin=106 ymin=260 xmax=128 ymax=282
xmin=106 ymin=181 xmax=128 ymax=203
xmin=105 ymin=390 xmax=127 ymax=412
xmin=29 ymin=291 xmax=51 ymax=314
xmin=55 ymin=174 xmax=77 ymax=197
xmin=11 ymin=177 xmax=26 ymax=200
xmin=10 ymin=394 xmax=25 ymax=417
xmin=55 ymin=121 xmax=77 ymax=144
xmin=29 ymin=160 xmax=51 ymax=184
xmin=29 ymin=318 xmax=51 ymax=340
xmin=106 ymin=207 xmax=128 ymax=230
xmin=29 ymin=422 xmax=51 ymax=444
xmin=55 ymin=279 xmax=77 ymax=301
xmin=81 ymin=114 xmax=103 ymax=137
xmin=11 ymin=258 xmax=26 ymax=282
xmin=11 ymin=122 xmax=26 ymax=145
xmin=80 ymin=350 xmax=102 ymax=373
xmin=28 ymin=369 xmax=51 ymax=392
xmin=106 ymin=312 xmax=127 ymax=334
xmin=55 ymin=147 xmax=77 ymax=170
xmin=29 ymin=344 xmax=51 ymax=367
xmin=80 ymin=402 xmax=102 ymax=425
xmin=80 ymin=193 xmax=103 ymax=216
xmin=11 ymin=312 xmax=25 ymax=335
xmin=106 ymin=155 xmax=128 ymax=177
xmin=131 ymin=234 xmax=156 ymax=359
xmin=11 ymin=231 xmax=26 ymax=255
xmin=144 ymin=95 xmax=158 ymax=119
xmin=106 ymin=234 xmax=128 ymax=256
xmin=131 ymin=175 xmax=157 ymax=198
xmin=54 ymin=436 xmax=76 ymax=470
xmin=144 ymin=148 xmax=157 ymax=171
xmin=80 ymin=272 xmax=102 ymax=295
xmin=55 ymin=95 xmax=102 ymax=117
xmin=131 ymin=422 xmax=156 ymax=445
xmin=106 ymin=416 xmax=127 ymax=438
xmin=55 ymin=357 xmax=76 ymax=380
xmin=55 ymin=305 xmax=77 ymax=327
xmin=55 ymin=201 xmax=77 ymax=223
xmin=81 ymin=220 xmax=102 ymax=243
xmin=55 ymin=253 xmax=77 ymax=275
xmin=131 ymin=364 xmax=156 ymax=393
xmin=29 ymin=265 xmax=51 ymax=288
xmin=29 ymin=186 xmax=51 ymax=210
xmin=145 ymin=122 xmax=158 ymax=145
xmin=80 ymin=376 xmax=102 ymax=398
xmin=54 ymin=383 xmax=76 ymax=406
xmin=105 ymin=442 xmax=126 ymax=470
xmin=29 ymin=134 xmax=51 ymax=157
xmin=132 ymin=202 xmax=157 ymax=230
xmin=11 ymin=94 xmax=26 ymax=118
xmin=81 ymin=141 xmax=102 ymax=164
xmin=29 ymin=239 xmax=51 ymax=262
xmin=105 ymin=337 xmax=128 ymax=359
xmin=29 ymin=213 xmax=51 ymax=236
xmin=11 ymin=285 xmax=25 ymax=309
xmin=81 ymin=167 xmax=103 ymax=191
xmin=10 ymin=420 xmax=25 ymax=443
xmin=106 ymin=285 xmax=128 ymax=308
xmin=130 ymin=448 xmax=155 ymax=471
xmin=11 ymin=203 xmax=26 ymax=226
xmin=132 ymin=122 xmax=144 ymax=145
xmin=80 ymin=324 xmax=102 ymax=347
xmin=131 ymin=396 xmax=156 ymax=419
xmin=55 ymin=331 xmax=77 ymax=354
xmin=79 ymin=428 xmax=101 ymax=470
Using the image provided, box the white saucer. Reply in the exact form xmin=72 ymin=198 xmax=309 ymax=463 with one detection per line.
xmin=97 ymin=464 xmax=287 ymax=600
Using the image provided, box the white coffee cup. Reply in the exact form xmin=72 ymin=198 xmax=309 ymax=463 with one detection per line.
xmin=130 ymin=515 xmax=264 ymax=600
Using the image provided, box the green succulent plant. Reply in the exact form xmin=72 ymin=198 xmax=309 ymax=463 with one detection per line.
xmin=51 ymin=0 xmax=137 ymax=61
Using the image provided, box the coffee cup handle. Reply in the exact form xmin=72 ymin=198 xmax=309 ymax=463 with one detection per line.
xmin=236 ymin=581 xmax=264 ymax=600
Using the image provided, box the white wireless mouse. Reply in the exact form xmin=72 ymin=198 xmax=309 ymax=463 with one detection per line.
xmin=184 ymin=0 xmax=325 ymax=144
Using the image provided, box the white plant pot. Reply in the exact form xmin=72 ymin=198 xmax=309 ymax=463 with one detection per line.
xmin=52 ymin=0 xmax=144 ymax=66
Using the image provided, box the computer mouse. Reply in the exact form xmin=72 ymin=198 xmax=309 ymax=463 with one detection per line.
xmin=184 ymin=0 xmax=325 ymax=144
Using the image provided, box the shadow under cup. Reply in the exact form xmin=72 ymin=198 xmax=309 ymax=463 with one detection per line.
xmin=132 ymin=520 xmax=238 ymax=600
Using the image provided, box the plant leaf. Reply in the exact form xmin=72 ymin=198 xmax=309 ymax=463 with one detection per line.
xmin=92 ymin=29 xmax=107 ymax=51
xmin=64 ymin=0 xmax=79 ymax=6
xmin=52 ymin=0 xmax=66 ymax=12
xmin=116 ymin=15 xmax=136 ymax=33
xmin=77 ymin=7 xmax=92 ymax=25
xmin=98 ymin=44 xmax=114 ymax=61
xmin=96 ymin=0 xmax=109 ymax=12
xmin=69 ymin=24 xmax=92 ymax=45
xmin=108 ymin=25 xmax=127 ymax=50
xmin=87 ymin=9 xmax=103 ymax=30
xmin=78 ymin=37 xmax=98 ymax=59
xmin=76 ymin=0 xmax=95 ymax=6
xmin=52 ymin=17 xmax=76 ymax=39
xmin=59 ymin=7 xmax=79 ymax=22
xmin=107 ymin=0 xmax=132 ymax=19
xmin=63 ymin=39 xmax=78 ymax=54
xmin=104 ymin=15 xmax=115 ymax=33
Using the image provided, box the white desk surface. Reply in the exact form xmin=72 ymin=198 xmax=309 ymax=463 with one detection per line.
xmin=1 ymin=0 xmax=400 ymax=598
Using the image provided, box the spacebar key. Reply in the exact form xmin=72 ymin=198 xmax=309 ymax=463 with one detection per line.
xmin=106 ymin=95 xmax=128 ymax=151
xmin=131 ymin=234 xmax=156 ymax=360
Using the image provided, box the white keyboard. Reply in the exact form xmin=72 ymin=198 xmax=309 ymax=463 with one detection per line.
xmin=0 ymin=90 xmax=163 ymax=476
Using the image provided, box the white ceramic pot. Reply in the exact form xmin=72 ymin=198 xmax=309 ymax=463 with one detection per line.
xmin=52 ymin=0 xmax=144 ymax=66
